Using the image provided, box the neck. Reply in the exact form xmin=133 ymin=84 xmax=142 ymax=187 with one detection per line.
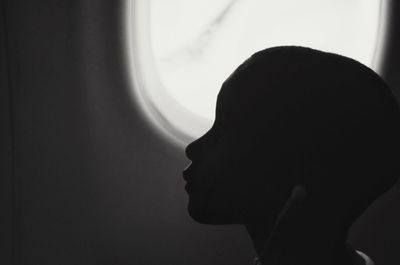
xmin=245 ymin=205 xmax=359 ymax=265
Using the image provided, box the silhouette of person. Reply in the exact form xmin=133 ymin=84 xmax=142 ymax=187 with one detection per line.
xmin=183 ymin=46 xmax=400 ymax=265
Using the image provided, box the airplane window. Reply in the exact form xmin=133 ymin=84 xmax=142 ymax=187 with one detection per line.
xmin=130 ymin=0 xmax=382 ymax=144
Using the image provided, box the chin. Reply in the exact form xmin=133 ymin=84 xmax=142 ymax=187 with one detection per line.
xmin=187 ymin=195 xmax=243 ymax=225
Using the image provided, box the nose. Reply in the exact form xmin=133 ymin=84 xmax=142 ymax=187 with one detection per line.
xmin=185 ymin=140 xmax=196 ymax=160
xmin=185 ymin=127 xmax=213 ymax=160
xmin=185 ymin=134 xmax=206 ymax=160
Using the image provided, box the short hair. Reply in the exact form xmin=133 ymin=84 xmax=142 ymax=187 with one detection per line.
xmin=223 ymin=46 xmax=400 ymax=222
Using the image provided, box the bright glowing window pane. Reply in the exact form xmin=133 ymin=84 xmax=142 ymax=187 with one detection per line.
xmin=150 ymin=0 xmax=381 ymax=122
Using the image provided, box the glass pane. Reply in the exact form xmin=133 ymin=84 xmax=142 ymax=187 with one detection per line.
xmin=150 ymin=0 xmax=381 ymax=121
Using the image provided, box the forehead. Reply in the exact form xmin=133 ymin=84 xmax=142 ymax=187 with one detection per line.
xmin=215 ymin=81 xmax=240 ymax=120
xmin=216 ymin=72 xmax=272 ymax=116
xmin=216 ymin=82 xmax=260 ymax=129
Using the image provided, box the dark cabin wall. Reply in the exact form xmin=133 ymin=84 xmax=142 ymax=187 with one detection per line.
xmin=1 ymin=0 xmax=400 ymax=265
xmin=0 ymin=1 xmax=14 ymax=264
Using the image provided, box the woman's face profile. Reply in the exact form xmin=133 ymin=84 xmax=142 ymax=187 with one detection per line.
xmin=183 ymin=81 xmax=290 ymax=225
xmin=183 ymin=46 xmax=400 ymax=265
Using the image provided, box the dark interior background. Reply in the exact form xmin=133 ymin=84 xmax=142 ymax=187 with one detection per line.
xmin=1 ymin=1 xmax=400 ymax=264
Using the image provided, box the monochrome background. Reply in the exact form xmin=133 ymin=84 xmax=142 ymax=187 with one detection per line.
xmin=1 ymin=1 xmax=400 ymax=264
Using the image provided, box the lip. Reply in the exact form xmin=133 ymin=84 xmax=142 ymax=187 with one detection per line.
xmin=183 ymin=161 xmax=192 ymax=171
xmin=184 ymin=183 xmax=190 ymax=192
xmin=182 ymin=165 xmax=193 ymax=181
xmin=184 ymin=182 xmax=198 ymax=194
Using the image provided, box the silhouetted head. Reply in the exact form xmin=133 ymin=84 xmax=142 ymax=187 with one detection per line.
xmin=183 ymin=46 xmax=400 ymax=228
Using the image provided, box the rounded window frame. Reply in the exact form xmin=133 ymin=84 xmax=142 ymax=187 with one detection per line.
xmin=128 ymin=0 xmax=387 ymax=147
